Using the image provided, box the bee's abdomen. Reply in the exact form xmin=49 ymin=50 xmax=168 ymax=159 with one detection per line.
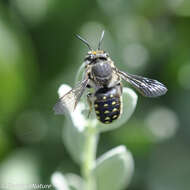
xmin=94 ymin=87 xmax=121 ymax=124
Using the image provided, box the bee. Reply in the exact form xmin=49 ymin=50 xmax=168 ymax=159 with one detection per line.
xmin=54 ymin=31 xmax=167 ymax=124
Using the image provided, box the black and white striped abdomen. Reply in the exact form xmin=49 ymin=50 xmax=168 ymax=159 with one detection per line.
xmin=94 ymin=86 xmax=122 ymax=124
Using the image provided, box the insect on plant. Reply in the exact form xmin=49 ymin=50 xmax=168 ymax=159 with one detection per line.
xmin=54 ymin=31 xmax=167 ymax=124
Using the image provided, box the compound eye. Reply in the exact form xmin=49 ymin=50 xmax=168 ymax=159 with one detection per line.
xmin=84 ymin=56 xmax=91 ymax=61
xmin=85 ymin=54 xmax=94 ymax=61
xmin=103 ymin=52 xmax=108 ymax=57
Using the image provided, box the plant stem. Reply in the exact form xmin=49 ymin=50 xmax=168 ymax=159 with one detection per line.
xmin=82 ymin=126 xmax=97 ymax=190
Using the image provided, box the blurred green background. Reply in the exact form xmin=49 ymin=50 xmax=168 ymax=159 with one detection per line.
xmin=0 ymin=0 xmax=190 ymax=189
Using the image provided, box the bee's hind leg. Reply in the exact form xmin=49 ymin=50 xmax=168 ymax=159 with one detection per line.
xmin=87 ymin=93 xmax=93 ymax=118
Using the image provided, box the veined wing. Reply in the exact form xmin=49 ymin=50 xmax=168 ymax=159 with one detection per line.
xmin=53 ymin=78 xmax=89 ymax=114
xmin=117 ymin=70 xmax=167 ymax=97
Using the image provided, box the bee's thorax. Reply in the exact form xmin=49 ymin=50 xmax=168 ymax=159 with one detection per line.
xmin=91 ymin=61 xmax=112 ymax=86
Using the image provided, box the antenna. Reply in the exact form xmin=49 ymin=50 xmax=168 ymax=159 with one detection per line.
xmin=98 ymin=30 xmax=105 ymax=50
xmin=75 ymin=34 xmax=93 ymax=50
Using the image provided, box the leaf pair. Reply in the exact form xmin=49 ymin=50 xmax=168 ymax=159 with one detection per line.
xmin=51 ymin=146 xmax=134 ymax=190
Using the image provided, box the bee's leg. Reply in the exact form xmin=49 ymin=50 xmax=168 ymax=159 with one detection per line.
xmin=87 ymin=93 xmax=93 ymax=118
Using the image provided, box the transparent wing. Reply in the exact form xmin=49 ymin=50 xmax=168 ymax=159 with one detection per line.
xmin=53 ymin=78 xmax=89 ymax=114
xmin=117 ymin=70 xmax=167 ymax=97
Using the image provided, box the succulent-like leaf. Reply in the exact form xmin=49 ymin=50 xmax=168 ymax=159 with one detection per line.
xmin=54 ymin=84 xmax=92 ymax=164
xmin=63 ymin=116 xmax=98 ymax=164
xmin=62 ymin=86 xmax=138 ymax=134
xmin=51 ymin=172 xmax=70 ymax=190
xmin=56 ymin=85 xmax=136 ymax=165
xmin=93 ymin=146 xmax=134 ymax=190
xmin=65 ymin=173 xmax=86 ymax=190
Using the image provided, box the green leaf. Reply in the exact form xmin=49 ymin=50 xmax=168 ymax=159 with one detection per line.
xmin=93 ymin=146 xmax=134 ymax=190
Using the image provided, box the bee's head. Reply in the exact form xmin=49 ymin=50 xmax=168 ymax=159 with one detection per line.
xmin=84 ymin=50 xmax=109 ymax=63
xmin=76 ymin=30 xmax=109 ymax=63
